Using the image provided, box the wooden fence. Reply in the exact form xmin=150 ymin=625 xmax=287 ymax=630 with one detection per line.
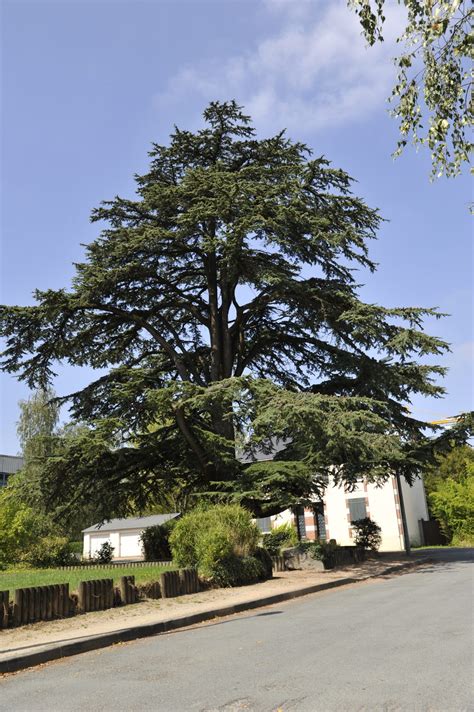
xmin=78 ymin=579 xmax=114 ymax=613
xmin=0 ymin=590 xmax=9 ymax=629
xmin=140 ymin=569 xmax=199 ymax=600
xmin=160 ymin=570 xmax=181 ymax=598
xmin=179 ymin=569 xmax=199 ymax=595
xmin=13 ymin=584 xmax=70 ymax=626
xmin=0 ymin=568 xmax=199 ymax=628
xmin=57 ymin=560 xmax=174 ymax=571
xmin=272 ymin=556 xmax=286 ymax=572
xmin=119 ymin=576 xmax=138 ymax=605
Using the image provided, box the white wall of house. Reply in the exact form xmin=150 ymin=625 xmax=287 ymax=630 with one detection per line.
xmin=264 ymin=475 xmax=429 ymax=552
xmin=400 ymin=476 xmax=429 ymax=546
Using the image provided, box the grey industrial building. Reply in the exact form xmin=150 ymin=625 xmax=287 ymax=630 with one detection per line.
xmin=0 ymin=454 xmax=24 ymax=487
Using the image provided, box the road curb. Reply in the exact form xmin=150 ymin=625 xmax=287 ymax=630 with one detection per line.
xmin=0 ymin=557 xmax=431 ymax=674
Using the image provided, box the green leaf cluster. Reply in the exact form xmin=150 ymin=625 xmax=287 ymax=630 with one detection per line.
xmin=350 ymin=0 xmax=472 ymax=179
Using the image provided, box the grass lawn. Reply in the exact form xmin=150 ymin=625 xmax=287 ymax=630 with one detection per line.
xmin=0 ymin=563 xmax=178 ymax=594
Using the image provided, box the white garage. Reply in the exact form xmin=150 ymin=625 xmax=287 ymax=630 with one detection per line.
xmin=82 ymin=513 xmax=180 ymax=561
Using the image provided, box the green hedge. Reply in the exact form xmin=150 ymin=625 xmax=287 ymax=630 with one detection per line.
xmin=169 ymin=505 xmax=269 ymax=586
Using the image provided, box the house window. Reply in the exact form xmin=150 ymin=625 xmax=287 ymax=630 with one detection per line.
xmin=314 ymin=502 xmax=327 ymax=541
xmin=256 ymin=517 xmax=272 ymax=533
xmin=348 ymin=497 xmax=367 ymax=523
xmin=294 ymin=506 xmax=306 ymax=540
xmin=0 ymin=472 xmax=8 ymax=487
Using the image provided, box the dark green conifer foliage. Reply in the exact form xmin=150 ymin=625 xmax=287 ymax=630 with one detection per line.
xmin=1 ymin=101 xmax=469 ymax=520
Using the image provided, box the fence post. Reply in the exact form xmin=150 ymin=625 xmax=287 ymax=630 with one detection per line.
xmin=119 ymin=576 xmax=128 ymax=604
xmin=62 ymin=584 xmax=70 ymax=617
xmin=22 ymin=589 xmax=30 ymax=625
xmin=28 ymin=588 xmax=35 ymax=623
xmin=46 ymin=586 xmax=53 ymax=621
xmin=0 ymin=591 xmax=9 ymax=628
xmin=13 ymin=589 xmax=22 ymax=627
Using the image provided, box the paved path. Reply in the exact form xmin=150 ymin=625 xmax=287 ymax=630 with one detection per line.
xmin=1 ymin=550 xmax=472 ymax=711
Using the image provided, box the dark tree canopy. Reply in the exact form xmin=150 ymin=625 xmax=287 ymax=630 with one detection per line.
xmin=1 ymin=101 xmax=467 ymax=521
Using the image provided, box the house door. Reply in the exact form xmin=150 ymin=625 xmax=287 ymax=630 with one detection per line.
xmin=89 ymin=534 xmax=111 ymax=558
xmin=119 ymin=532 xmax=142 ymax=558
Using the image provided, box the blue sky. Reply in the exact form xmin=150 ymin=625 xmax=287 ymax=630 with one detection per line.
xmin=1 ymin=0 xmax=472 ymax=453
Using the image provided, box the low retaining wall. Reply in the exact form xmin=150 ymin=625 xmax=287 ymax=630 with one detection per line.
xmin=119 ymin=576 xmax=138 ymax=605
xmin=329 ymin=546 xmax=366 ymax=568
xmin=13 ymin=584 xmax=70 ymax=625
xmin=0 ymin=569 xmax=199 ymax=629
xmin=272 ymin=556 xmax=285 ymax=572
xmin=281 ymin=545 xmax=366 ymax=571
xmin=0 ymin=590 xmax=9 ymax=628
xmin=78 ymin=579 xmax=114 ymax=613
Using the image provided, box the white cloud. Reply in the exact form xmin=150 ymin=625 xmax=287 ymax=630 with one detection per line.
xmin=156 ymin=0 xmax=406 ymax=135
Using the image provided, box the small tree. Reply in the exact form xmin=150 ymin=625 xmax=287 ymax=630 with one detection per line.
xmin=351 ymin=517 xmax=382 ymax=551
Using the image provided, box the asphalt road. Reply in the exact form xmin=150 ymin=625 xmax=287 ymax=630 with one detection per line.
xmin=1 ymin=550 xmax=472 ymax=712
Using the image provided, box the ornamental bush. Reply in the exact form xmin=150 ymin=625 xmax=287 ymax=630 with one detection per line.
xmin=261 ymin=523 xmax=298 ymax=556
xmin=351 ymin=517 xmax=382 ymax=551
xmin=169 ymin=504 xmax=265 ymax=586
xmin=211 ymin=554 xmax=266 ymax=587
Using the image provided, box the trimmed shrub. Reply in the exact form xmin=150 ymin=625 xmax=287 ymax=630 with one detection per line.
xmin=351 ymin=517 xmax=382 ymax=551
xmin=261 ymin=523 xmax=298 ymax=556
xmin=240 ymin=556 xmax=266 ymax=583
xmin=169 ymin=505 xmax=265 ymax=586
xmin=211 ymin=555 xmax=266 ymax=587
xmin=140 ymin=520 xmax=176 ymax=561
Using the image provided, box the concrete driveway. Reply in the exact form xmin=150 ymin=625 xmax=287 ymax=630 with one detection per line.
xmin=1 ymin=549 xmax=472 ymax=711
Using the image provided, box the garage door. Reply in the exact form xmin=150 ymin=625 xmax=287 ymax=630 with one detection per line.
xmin=119 ymin=532 xmax=142 ymax=558
xmin=89 ymin=534 xmax=111 ymax=557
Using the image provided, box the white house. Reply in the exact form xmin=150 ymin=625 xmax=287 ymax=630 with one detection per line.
xmin=82 ymin=513 xmax=180 ymax=561
xmin=260 ymin=475 xmax=429 ymax=552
